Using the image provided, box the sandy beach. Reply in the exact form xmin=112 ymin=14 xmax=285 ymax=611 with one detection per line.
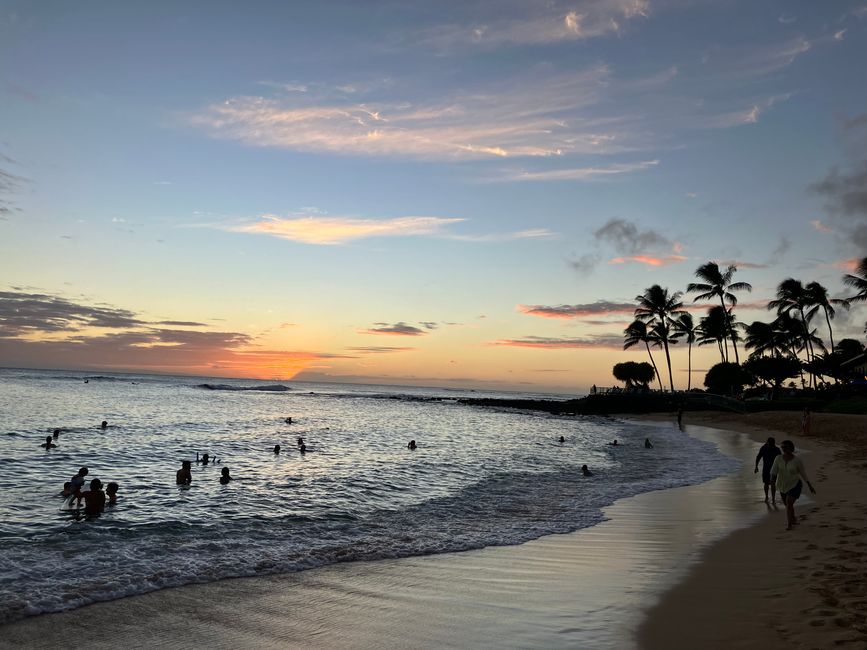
xmin=2 ymin=412 xmax=864 ymax=649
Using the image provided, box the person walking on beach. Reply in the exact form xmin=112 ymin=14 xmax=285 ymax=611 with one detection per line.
xmin=801 ymin=408 xmax=812 ymax=436
xmin=770 ymin=440 xmax=816 ymax=530
xmin=754 ymin=437 xmax=782 ymax=504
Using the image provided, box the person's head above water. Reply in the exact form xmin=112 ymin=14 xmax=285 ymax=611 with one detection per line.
xmin=90 ymin=478 xmax=102 ymax=491
xmin=44 ymin=435 xmax=52 ymax=444
xmin=53 ymin=428 xmax=60 ymax=437
xmin=274 ymin=444 xmax=281 ymax=454
xmin=78 ymin=467 xmax=89 ymax=477
xmin=106 ymin=482 xmax=118 ymax=495
xmin=101 ymin=420 xmax=107 ymax=428
xmin=559 ymin=436 xmax=565 ymax=443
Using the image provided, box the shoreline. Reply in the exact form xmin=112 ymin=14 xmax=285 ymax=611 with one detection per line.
xmin=638 ymin=411 xmax=867 ymax=649
xmin=2 ymin=418 xmax=778 ymax=649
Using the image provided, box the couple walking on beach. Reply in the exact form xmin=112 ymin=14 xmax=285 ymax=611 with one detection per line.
xmin=755 ymin=437 xmax=816 ymax=530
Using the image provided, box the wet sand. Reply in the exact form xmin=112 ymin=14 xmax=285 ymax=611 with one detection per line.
xmin=1 ymin=421 xmax=774 ymax=649
xmin=640 ymin=411 xmax=867 ymax=649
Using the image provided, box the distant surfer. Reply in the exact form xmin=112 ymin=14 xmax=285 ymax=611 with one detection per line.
xmin=41 ymin=435 xmax=57 ymax=449
xmin=177 ymin=460 xmax=192 ymax=485
xmin=219 ymin=467 xmax=233 ymax=484
xmin=581 ymin=465 xmax=593 ymax=476
xmin=407 ymin=440 xmax=417 ymax=450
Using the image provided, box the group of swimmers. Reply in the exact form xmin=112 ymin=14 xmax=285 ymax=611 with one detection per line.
xmin=61 ymin=467 xmax=118 ymax=516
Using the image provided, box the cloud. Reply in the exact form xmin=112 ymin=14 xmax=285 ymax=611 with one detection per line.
xmin=229 ymin=214 xmax=464 ymax=245
xmin=704 ymin=94 xmax=792 ymax=128
xmin=345 ymin=346 xmax=416 ymax=354
xmin=834 ymin=29 xmax=847 ymax=41
xmin=416 ymin=0 xmax=650 ymax=50
xmin=156 ymin=320 xmax=209 ymax=327
xmin=518 ymin=301 xmax=636 ymax=319
xmin=419 ymin=322 xmax=438 ymax=330
xmin=360 ymin=322 xmax=428 ymax=336
xmin=188 ymin=65 xmax=638 ymax=161
xmin=279 ymin=322 xmax=297 ymax=329
xmin=0 ymin=153 xmax=26 ymax=220
xmin=0 ymin=290 xmax=350 ymax=378
xmin=495 ymin=159 xmax=659 ymax=182
xmin=810 ymin=219 xmax=832 ymax=233
xmin=811 ymin=161 xmax=867 ymax=218
xmin=716 ymin=259 xmax=768 ymax=269
xmin=445 ymin=228 xmax=553 ymax=242
xmin=594 ymin=218 xmax=671 ymax=255
xmin=490 ymin=334 xmax=624 ymax=349
xmin=609 ymin=254 xmax=687 ymax=266
xmin=778 ymin=14 xmax=797 ymax=24
xmin=771 ymin=236 xmax=792 ymax=259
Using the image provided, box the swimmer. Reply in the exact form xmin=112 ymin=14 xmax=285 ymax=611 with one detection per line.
xmin=100 ymin=420 xmax=108 ymax=429
xmin=644 ymin=438 xmax=653 ymax=449
xmin=297 ymin=436 xmax=304 ymax=447
xmin=69 ymin=467 xmax=89 ymax=497
xmin=299 ymin=443 xmax=307 ymax=454
xmin=581 ymin=465 xmax=593 ymax=476
xmin=611 ymin=439 xmax=619 ymax=446
xmin=219 ymin=467 xmax=232 ymax=484
xmin=53 ymin=428 xmax=61 ymax=439
xmin=106 ymin=482 xmax=119 ymax=504
xmin=285 ymin=417 xmax=293 ymax=424
xmin=41 ymin=435 xmax=57 ymax=449
xmin=79 ymin=478 xmax=106 ymax=516
xmin=61 ymin=482 xmax=73 ymax=497
xmin=559 ymin=436 xmax=565 ymax=443
xmin=407 ymin=440 xmax=417 ymax=450
xmin=196 ymin=452 xmax=211 ymax=465
xmin=274 ymin=444 xmax=281 ymax=454
xmin=176 ymin=460 xmax=192 ymax=485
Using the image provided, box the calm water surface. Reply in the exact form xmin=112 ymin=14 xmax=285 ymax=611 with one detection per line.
xmin=0 ymin=368 xmax=737 ymax=622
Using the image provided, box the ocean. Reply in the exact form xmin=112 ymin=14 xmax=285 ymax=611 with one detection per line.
xmin=0 ymin=368 xmax=738 ymax=623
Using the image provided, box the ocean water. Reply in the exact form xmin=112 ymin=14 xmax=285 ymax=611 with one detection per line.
xmin=0 ymin=368 xmax=738 ymax=623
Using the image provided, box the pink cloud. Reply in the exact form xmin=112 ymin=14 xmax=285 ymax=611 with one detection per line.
xmin=489 ymin=335 xmax=623 ymax=349
xmin=609 ymin=254 xmax=687 ymax=266
xmin=517 ymin=301 xmax=636 ymax=319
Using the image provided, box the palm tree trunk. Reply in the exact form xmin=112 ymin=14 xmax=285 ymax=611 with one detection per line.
xmin=663 ymin=340 xmax=674 ymax=392
xmin=687 ymin=340 xmax=693 ymax=391
xmin=799 ymin=308 xmax=815 ymax=388
xmin=719 ymin=297 xmax=738 ymax=363
xmin=717 ymin=339 xmax=724 ymax=363
xmin=644 ymin=341 xmax=663 ymax=391
xmin=824 ymin=306 xmax=835 ymax=352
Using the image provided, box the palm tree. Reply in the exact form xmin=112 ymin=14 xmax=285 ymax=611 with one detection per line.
xmin=768 ymin=279 xmax=817 ymax=384
xmin=634 ymin=285 xmax=685 ymax=391
xmin=672 ymin=313 xmax=697 ymax=390
xmin=623 ymin=320 xmax=663 ymax=391
xmin=805 ymin=281 xmax=849 ymax=353
xmin=687 ymin=262 xmax=752 ymax=363
xmin=745 ymin=321 xmax=784 ymax=357
xmin=697 ymin=306 xmax=731 ymax=363
xmin=843 ymin=257 xmax=867 ymax=302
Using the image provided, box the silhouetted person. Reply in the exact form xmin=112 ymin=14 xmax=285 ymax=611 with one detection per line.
xmin=177 ymin=460 xmax=192 ymax=485
xmin=100 ymin=420 xmax=108 ymax=429
xmin=274 ymin=444 xmax=281 ymax=454
xmin=299 ymin=443 xmax=307 ymax=454
xmin=581 ymin=465 xmax=593 ymax=476
xmin=79 ymin=478 xmax=106 ymax=516
xmin=106 ymin=482 xmax=119 ymax=505
xmin=196 ymin=452 xmax=211 ymax=465
xmin=219 ymin=467 xmax=232 ymax=484
xmin=677 ymin=407 xmax=684 ymax=428
xmin=644 ymin=438 xmax=653 ymax=449
xmin=801 ymin=408 xmax=812 ymax=436
xmin=610 ymin=439 xmax=619 ymax=446
xmin=754 ymin=437 xmax=782 ymax=504
xmin=53 ymin=428 xmax=61 ymax=439
xmin=407 ymin=440 xmax=417 ymax=450
xmin=297 ymin=436 xmax=304 ymax=447
xmin=285 ymin=417 xmax=293 ymax=424
xmin=559 ymin=436 xmax=565 ymax=443
xmin=61 ymin=482 xmax=73 ymax=497
xmin=771 ymin=440 xmax=816 ymax=530
xmin=70 ymin=467 xmax=89 ymax=497
xmin=41 ymin=436 xmax=57 ymax=449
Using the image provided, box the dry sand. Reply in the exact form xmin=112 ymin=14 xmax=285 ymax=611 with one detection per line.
xmin=639 ymin=411 xmax=867 ymax=650
xmin=1 ymin=413 xmax=864 ymax=649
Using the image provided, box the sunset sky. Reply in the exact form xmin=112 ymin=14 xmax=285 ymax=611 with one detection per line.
xmin=1 ymin=0 xmax=866 ymax=393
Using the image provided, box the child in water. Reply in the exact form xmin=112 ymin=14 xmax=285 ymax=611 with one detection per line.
xmin=219 ymin=467 xmax=232 ymax=484
xmin=106 ymin=482 xmax=119 ymax=504
xmin=177 ymin=460 xmax=192 ymax=485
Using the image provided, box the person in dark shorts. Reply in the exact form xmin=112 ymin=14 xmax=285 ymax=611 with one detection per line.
xmin=754 ymin=437 xmax=782 ymax=504
xmin=770 ymin=440 xmax=816 ymax=530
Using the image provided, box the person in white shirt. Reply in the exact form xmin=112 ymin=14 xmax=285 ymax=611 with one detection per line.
xmin=770 ymin=440 xmax=816 ymax=530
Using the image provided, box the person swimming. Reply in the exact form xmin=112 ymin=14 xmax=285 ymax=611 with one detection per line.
xmin=79 ymin=478 xmax=106 ymax=516
xmin=644 ymin=438 xmax=653 ymax=449
xmin=100 ymin=420 xmax=108 ymax=429
xmin=197 ymin=452 xmax=217 ymax=465
xmin=61 ymin=482 xmax=73 ymax=497
xmin=69 ymin=467 xmax=89 ymax=497
xmin=219 ymin=467 xmax=232 ymax=484
xmin=559 ymin=436 xmax=565 ymax=443
xmin=106 ymin=482 xmax=119 ymax=504
xmin=581 ymin=465 xmax=593 ymax=476
xmin=274 ymin=444 xmax=281 ymax=454
xmin=52 ymin=428 xmax=61 ymax=439
xmin=407 ymin=440 xmax=417 ymax=450
xmin=611 ymin=439 xmax=619 ymax=446
xmin=41 ymin=435 xmax=57 ymax=449
xmin=297 ymin=436 xmax=304 ymax=447
xmin=299 ymin=443 xmax=307 ymax=454
xmin=177 ymin=460 xmax=192 ymax=485
xmin=285 ymin=417 xmax=293 ymax=424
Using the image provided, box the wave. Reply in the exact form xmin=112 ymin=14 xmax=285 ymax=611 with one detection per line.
xmin=196 ymin=383 xmax=291 ymax=392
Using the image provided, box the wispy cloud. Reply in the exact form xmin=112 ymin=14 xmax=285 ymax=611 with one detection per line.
xmin=495 ymin=160 xmax=658 ymax=182
xmin=445 ymin=228 xmax=553 ymax=242
xmin=490 ymin=334 xmax=623 ymax=349
xmin=229 ymin=214 xmax=464 ymax=245
xmin=518 ymin=301 xmax=636 ymax=319
xmin=609 ymin=254 xmax=687 ymax=266
xmin=360 ymin=322 xmax=428 ymax=336
xmin=810 ymin=219 xmax=832 ymax=233
xmin=346 ymin=346 xmax=416 ymax=354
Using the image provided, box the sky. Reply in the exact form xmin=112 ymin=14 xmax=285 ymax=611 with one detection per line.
xmin=1 ymin=0 xmax=866 ymax=393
